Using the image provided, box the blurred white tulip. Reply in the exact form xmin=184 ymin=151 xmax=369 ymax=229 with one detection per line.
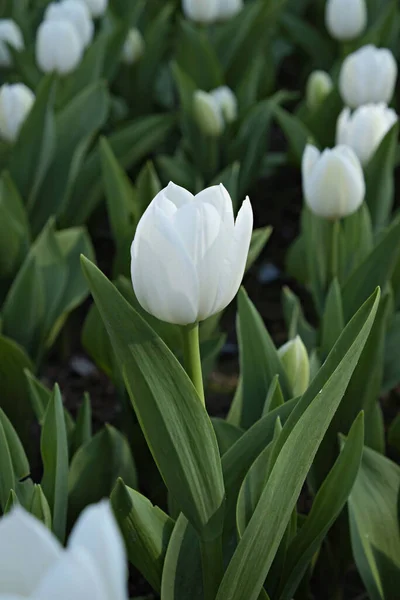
xmin=306 ymin=70 xmax=333 ymax=111
xmin=80 ymin=0 xmax=108 ymax=17
xmin=193 ymin=90 xmax=225 ymax=137
xmin=325 ymin=0 xmax=367 ymax=41
xmin=0 ymin=19 xmax=24 ymax=67
xmin=278 ymin=335 xmax=310 ymax=397
xmin=182 ymin=0 xmax=219 ymax=23
xmin=336 ymin=104 xmax=398 ymax=166
xmin=122 ymin=28 xmax=145 ymax=65
xmin=45 ymin=0 xmax=94 ymax=48
xmin=210 ymin=86 xmax=238 ymax=123
xmin=218 ymin=0 xmax=244 ymax=19
xmin=131 ymin=182 xmax=253 ymax=325
xmin=36 ymin=19 xmax=84 ymax=75
xmin=302 ymin=144 xmax=365 ymax=219
xmin=0 ymin=83 xmax=35 ymax=142
xmin=339 ymin=45 xmax=397 ymax=108
xmin=0 ymin=501 xmax=127 ymax=600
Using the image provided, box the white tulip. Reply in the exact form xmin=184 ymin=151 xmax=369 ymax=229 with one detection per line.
xmin=302 ymin=144 xmax=365 ymax=219
xmin=210 ymin=86 xmax=238 ymax=123
xmin=218 ymin=0 xmax=244 ymax=19
xmin=339 ymin=45 xmax=397 ymax=108
xmin=325 ymin=0 xmax=367 ymax=41
xmin=131 ymin=182 xmax=253 ymax=325
xmin=0 ymin=501 xmax=127 ymax=600
xmin=122 ymin=29 xmax=145 ymax=65
xmin=278 ymin=335 xmax=310 ymax=397
xmin=36 ymin=19 xmax=84 ymax=75
xmin=306 ymin=70 xmax=333 ymax=111
xmin=80 ymin=0 xmax=108 ymax=17
xmin=0 ymin=19 xmax=24 ymax=67
xmin=0 ymin=83 xmax=35 ymax=143
xmin=193 ymin=90 xmax=225 ymax=137
xmin=336 ymin=104 xmax=398 ymax=166
xmin=45 ymin=0 xmax=94 ymax=48
xmin=182 ymin=0 xmax=219 ymax=23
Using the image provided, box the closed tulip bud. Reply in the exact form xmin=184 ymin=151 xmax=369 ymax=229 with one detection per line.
xmin=306 ymin=70 xmax=333 ymax=111
xmin=0 ymin=501 xmax=128 ymax=599
xmin=193 ymin=90 xmax=224 ymax=137
xmin=339 ymin=45 xmax=397 ymax=108
xmin=210 ymin=86 xmax=238 ymax=123
xmin=336 ymin=104 xmax=398 ymax=166
xmin=80 ymin=0 xmax=108 ymax=17
xmin=0 ymin=83 xmax=35 ymax=143
xmin=325 ymin=0 xmax=367 ymax=41
xmin=45 ymin=0 xmax=94 ymax=48
xmin=0 ymin=19 xmax=24 ymax=67
xmin=182 ymin=0 xmax=219 ymax=23
xmin=122 ymin=28 xmax=145 ymax=65
xmin=131 ymin=182 xmax=253 ymax=325
xmin=302 ymin=144 xmax=365 ymax=219
xmin=36 ymin=19 xmax=84 ymax=75
xmin=218 ymin=0 xmax=244 ymax=19
xmin=278 ymin=336 xmax=310 ymax=397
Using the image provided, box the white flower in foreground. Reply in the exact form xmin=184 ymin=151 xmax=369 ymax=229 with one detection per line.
xmin=36 ymin=19 xmax=84 ymax=75
xmin=131 ymin=183 xmax=253 ymax=325
xmin=339 ymin=45 xmax=397 ymax=108
xmin=336 ymin=104 xmax=398 ymax=166
xmin=278 ymin=335 xmax=310 ymax=397
xmin=80 ymin=0 xmax=108 ymax=17
xmin=122 ymin=28 xmax=145 ymax=65
xmin=210 ymin=86 xmax=238 ymax=123
xmin=0 ymin=83 xmax=35 ymax=142
xmin=218 ymin=0 xmax=244 ymax=19
xmin=193 ymin=90 xmax=225 ymax=137
xmin=0 ymin=501 xmax=127 ymax=600
xmin=0 ymin=19 xmax=24 ymax=67
xmin=325 ymin=0 xmax=367 ymax=41
xmin=306 ymin=70 xmax=333 ymax=111
xmin=45 ymin=0 xmax=94 ymax=48
xmin=302 ymin=144 xmax=365 ymax=219
xmin=182 ymin=0 xmax=219 ymax=23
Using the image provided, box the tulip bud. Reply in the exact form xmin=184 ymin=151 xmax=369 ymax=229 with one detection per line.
xmin=278 ymin=336 xmax=310 ymax=397
xmin=45 ymin=0 xmax=94 ymax=48
xmin=302 ymin=144 xmax=365 ymax=219
xmin=80 ymin=0 xmax=108 ymax=17
xmin=131 ymin=182 xmax=253 ymax=325
xmin=306 ymin=70 xmax=333 ymax=111
xmin=122 ymin=28 xmax=145 ymax=65
xmin=218 ymin=0 xmax=244 ymax=20
xmin=325 ymin=0 xmax=367 ymax=41
xmin=182 ymin=0 xmax=219 ymax=24
xmin=210 ymin=86 xmax=238 ymax=123
xmin=36 ymin=19 xmax=84 ymax=75
xmin=0 ymin=83 xmax=35 ymax=143
xmin=0 ymin=19 xmax=24 ymax=67
xmin=336 ymin=104 xmax=398 ymax=166
xmin=193 ymin=90 xmax=224 ymax=137
xmin=339 ymin=45 xmax=397 ymax=109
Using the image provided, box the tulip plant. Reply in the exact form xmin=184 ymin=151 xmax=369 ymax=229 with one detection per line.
xmin=0 ymin=0 xmax=399 ymax=600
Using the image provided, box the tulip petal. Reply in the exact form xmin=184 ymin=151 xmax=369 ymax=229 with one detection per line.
xmin=0 ymin=508 xmax=61 ymax=596
xmin=302 ymin=144 xmax=321 ymax=180
xmin=68 ymin=501 xmax=127 ymax=600
xmin=164 ymin=181 xmax=194 ymax=208
xmin=195 ymin=184 xmax=235 ymax=230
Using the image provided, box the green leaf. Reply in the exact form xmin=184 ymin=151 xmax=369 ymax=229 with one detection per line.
xmin=0 ymin=172 xmax=29 ymax=280
xmin=320 ymin=279 xmax=344 ymax=359
xmin=176 ymin=20 xmax=223 ymax=90
xmin=349 ymin=445 xmax=400 ymax=600
xmin=212 ymin=419 xmax=243 ymax=456
xmin=25 ymin=370 xmax=51 ymax=425
xmin=0 ymin=416 xmax=16 ymax=511
xmin=111 ymin=479 xmax=174 ymax=594
xmin=282 ymin=286 xmax=316 ymax=352
xmin=305 ymin=88 xmax=343 ymax=149
xmin=273 ymin=106 xmax=313 ymax=165
xmin=81 ymin=257 xmax=225 ymax=541
xmin=280 ymin=12 xmax=335 ymax=67
xmin=246 ymin=227 xmax=272 ymax=272
xmin=71 ymin=393 xmax=92 ymax=456
xmin=388 ymin=411 xmax=400 ymax=453
xmin=30 ymin=484 xmax=52 ymax=530
xmin=41 ymin=384 xmax=69 ymax=542
xmin=215 ymin=289 xmax=379 ymax=600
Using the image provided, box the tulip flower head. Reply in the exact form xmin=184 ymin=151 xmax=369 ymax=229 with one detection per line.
xmin=45 ymin=0 xmax=94 ymax=48
xmin=80 ymin=0 xmax=108 ymax=17
xmin=306 ymin=70 xmax=333 ymax=111
xmin=182 ymin=0 xmax=243 ymax=23
xmin=336 ymin=104 xmax=398 ymax=166
xmin=0 ymin=83 xmax=35 ymax=143
xmin=36 ymin=19 xmax=84 ymax=75
xmin=122 ymin=29 xmax=145 ymax=65
xmin=278 ymin=335 xmax=310 ymax=397
xmin=302 ymin=144 xmax=365 ymax=219
xmin=210 ymin=86 xmax=238 ymax=124
xmin=193 ymin=90 xmax=225 ymax=137
xmin=218 ymin=0 xmax=244 ymax=19
xmin=0 ymin=501 xmax=128 ymax=600
xmin=131 ymin=183 xmax=253 ymax=325
xmin=325 ymin=0 xmax=367 ymax=41
xmin=339 ymin=45 xmax=397 ymax=108
xmin=0 ymin=19 xmax=24 ymax=67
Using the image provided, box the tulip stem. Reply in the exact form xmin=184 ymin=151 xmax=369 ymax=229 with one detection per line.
xmin=330 ymin=219 xmax=340 ymax=282
xmin=182 ymin=323 xmax=205 ymax=406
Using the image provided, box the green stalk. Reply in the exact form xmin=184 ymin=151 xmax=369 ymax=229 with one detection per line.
xmin=200 ymin=536 xmax=224 ymax=600
xmin=182 ymin=322 xmax=205 ymax=406
xmin=330 ymin=219 xmax=340 ymax=283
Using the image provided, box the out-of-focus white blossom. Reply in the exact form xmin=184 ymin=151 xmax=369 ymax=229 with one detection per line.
xmin=325 ymin=0 xmax=367 ymax=41
xmin=122 ymin=29 xmax=145 ymax=65
xmin=0 ymin=83 xmax=35 ymax=142
xmin=0 ymin=19 xmax=24 ymax=67
xmin=306 ymin=70 xmax=333 ymax=111
xmin=45 ymin=0 xmax=94 ymax=48
xmin=80 ymin=0 xmax=108 ymax=17
xmin=193 ymin=90 xmax=225 ymax=137
xmin=278 ymin=336 xmax=310 ymax=397
xmin=210 ymin=86 xmax=238 ymax=123
xmin=36 ymin=19 xmax=84 ymax=75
